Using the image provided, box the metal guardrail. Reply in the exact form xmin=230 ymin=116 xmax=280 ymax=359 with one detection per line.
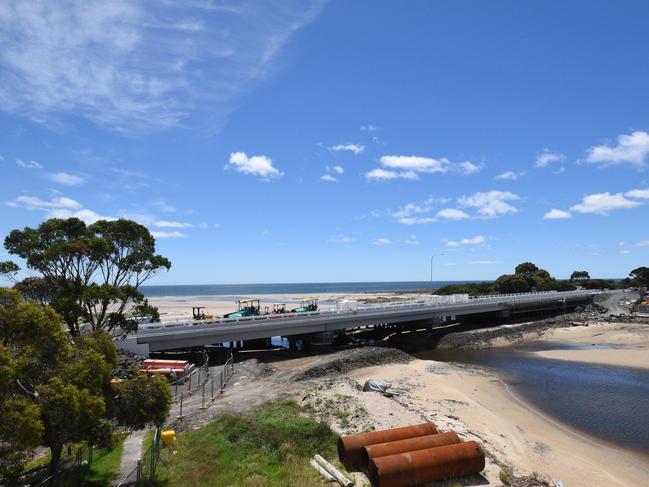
xmin=172 ymin=351 xmax=235 ymax=420
xmin=136 ymin=290 xmax=598 ymax=336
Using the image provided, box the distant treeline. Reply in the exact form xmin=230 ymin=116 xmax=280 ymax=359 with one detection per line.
xmin=435 ymin=262 xmax=645 ymax=296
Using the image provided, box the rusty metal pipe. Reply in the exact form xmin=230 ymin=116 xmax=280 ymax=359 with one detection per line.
xmin=368 ymin=441 xmax=485 ymax=487
xmin=338 ymin=422 xmax=437 ymax=466
xmin=361 ymin=432 xmax=460 ymax=466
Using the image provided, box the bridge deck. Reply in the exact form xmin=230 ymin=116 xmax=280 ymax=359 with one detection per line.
xmin=128 ymin=290 xmax=596 ymax=353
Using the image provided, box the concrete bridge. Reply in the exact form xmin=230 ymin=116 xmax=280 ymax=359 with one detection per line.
xmin=117 ymin=290 xmax=597 ymax=355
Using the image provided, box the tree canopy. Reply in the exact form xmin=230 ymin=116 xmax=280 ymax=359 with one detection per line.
xmin=2 ymin=217 xmax=170 ymax=335
xmin=0 ymin=288 xmax=172 ymax=479
xmin=570 ymin=270 xmax=590 ymax=281
xmin=629 ymin=267 xmax=649 ymax=288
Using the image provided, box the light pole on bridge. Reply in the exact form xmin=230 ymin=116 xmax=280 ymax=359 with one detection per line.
xmin=430 ymin=253 xmax=445 ymax=294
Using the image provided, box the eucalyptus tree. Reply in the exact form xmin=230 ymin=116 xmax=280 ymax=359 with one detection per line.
xmin=2 ymin=217 xmax=170 ymax=335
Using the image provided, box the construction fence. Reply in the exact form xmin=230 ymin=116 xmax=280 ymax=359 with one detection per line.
xmin=115 ymin=351 xmax=236 ymax=485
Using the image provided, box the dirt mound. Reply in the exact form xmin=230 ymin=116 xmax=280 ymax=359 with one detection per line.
xmin=293 ymin=347 xmax=412 ymax=381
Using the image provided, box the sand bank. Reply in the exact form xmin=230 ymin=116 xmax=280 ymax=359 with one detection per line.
xmin=323 ymin=358 xmax=649 ymax=486
xmin=531 ymin=321 xmax=649 ymax=369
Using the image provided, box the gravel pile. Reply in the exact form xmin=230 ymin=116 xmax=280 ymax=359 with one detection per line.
xmin=573 ymin=303 xmax=608 ymax=319
xmin=293 ymin=346 xmax=412 ymax=381
xmin=112 ymin=350 xmax=145 ymax=379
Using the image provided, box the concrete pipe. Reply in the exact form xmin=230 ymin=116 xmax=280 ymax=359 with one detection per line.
xmin=338 ymin=422 xmax=437 ymax=466
xmin=361 ymin=432 xmax=460 ymax=466
xmin=367 ymin=441 xmax=485 ymax=487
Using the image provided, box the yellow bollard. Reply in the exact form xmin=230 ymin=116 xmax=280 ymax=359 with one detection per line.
xmin=161 ymin=430 xmax=176 ymax=448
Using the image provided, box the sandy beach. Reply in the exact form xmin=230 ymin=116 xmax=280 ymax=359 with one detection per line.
xmin=530 ymin=321 xmax=649 ymax=369
xmin=148 ymin=292 xmax=429 ymax=322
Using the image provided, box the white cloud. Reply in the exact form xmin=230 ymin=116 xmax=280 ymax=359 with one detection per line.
xmin=535 ymin=149 xmax=566 ymax=168
xmin=367 ymin=155 xmax=481 ymax=181
xmin=458 ymin=161 xmax=482 ymax=174
xmin=398 ymin=217 xmax=437 ymax=225
xmin=151 ymin=231 xmax=185 ymax=238
xmin=7 ymin=195 xmax=82 ymax=210
xmin=321 ymin=174 xmax=337 ymax=182
xmin=458 ymin=191 xmax=520 ymax=217
xmin=543 ymin=209 xmax=572 ymax=220
xmin=361 ymin=125 xmax=378 ymax=132
xmin=154 ymin=220 xmax=193 ymax=228
xmin=635 ymin=240 xmax=649 ymax=247
xmin=0 ymin=1 xmax=326 ymax=132
xmin=227 ymin=152 xmax=282 ymax=179
xmin=6 ymin=194 xmax=116 ymax=224
xmin=436 ymin=208 xmax=469 ymax=220
xmin=329 ymin=235 xmax=356 ymax=244
xmin=494 ymin=171 xmax=520 ymax=180
xmin=16 ymin=159 xmax=43 ymax=169
xmin=47 ymin=172 xmax=86 ymax=186
xmin=332 ymin=165 xmax=344 ymax=174
xmin=328 ymin=144 xmax=365 ymax=155
xmin=49 ymin=208 xmax=114 ymax=224
xmin=570 ymin=192 xmax=641 ymax=215
xmin=365 ymin=168 xmax=419 ymax=180
xmin=404 ymin=234 xmax=419 ymax=245
xmin=446 ymin=235 xmax=486 ymax=247
xmin=470 ymin=260 xmax=500 ymax=265
xmin=625 ymin=188 xmax=649 ymax=199
xmin=379 ymin=155 xmax=446 ymax=173
xmin=583 ymin=131 xmax=649 ymax=168
xmin=372 ymin=238 xmax=392 ymax=245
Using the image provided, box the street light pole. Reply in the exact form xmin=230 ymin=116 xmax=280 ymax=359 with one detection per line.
xmin=430 ymin=253 xmax=444 ymax=294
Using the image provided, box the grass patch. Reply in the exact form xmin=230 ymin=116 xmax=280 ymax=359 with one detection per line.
xmin=152 ymin=399 xmax=339 ymax=486
xmin=23 ymin=440 xmax=124 ymax=487
xmin=84 ymin=439 xmax=125 ymax=486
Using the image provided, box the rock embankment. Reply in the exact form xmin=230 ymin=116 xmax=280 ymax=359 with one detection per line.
xmin=437 ymin=304 xmax=610 ymax=350
xmin=112 ymin=350 xmax=145 ymax=379
xmin=292 ymin=347 xmax=413 ymax=381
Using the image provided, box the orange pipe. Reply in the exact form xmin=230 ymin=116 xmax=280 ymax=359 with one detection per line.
xmin=368 ymin=441 xmax=485 ymax=487
xmin=338 ymin=422 xmax=437 ymax=466
xmin=361 ymin=432 xmax=460 ymax=465
xmin=143 ymin=359 xmax=188 ymax=367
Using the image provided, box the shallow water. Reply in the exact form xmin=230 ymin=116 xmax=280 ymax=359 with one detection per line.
xmin=416 ymin=347 xmax=649 ymax=456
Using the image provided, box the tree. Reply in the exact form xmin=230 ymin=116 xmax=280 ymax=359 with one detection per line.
xmin=0 ymin=288 xmax=172 ymax=479
xmin=114 ymin=374 xmax=172 ymax=429
xmin=514 ymin=262 xmax=539 ymax=277
xmin=629 ymin=267 xmax=649 ymax=288
xmin=0 ymin=288 xmax=68 ymax=479
xmin=4 ymin=218 xmax=171 ymax=335
xmin=570 ymin=271 xmax=590 ymax=281
xmin=495 ymin=274 xmax=530 ymax=293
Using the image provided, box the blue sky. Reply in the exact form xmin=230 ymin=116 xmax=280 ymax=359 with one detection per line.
xmin=1 ymin=0 xmax=649 ymax=285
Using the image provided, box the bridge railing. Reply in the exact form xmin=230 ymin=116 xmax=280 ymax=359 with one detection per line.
xmin=137 ymin=289 xmax=598 ymax=335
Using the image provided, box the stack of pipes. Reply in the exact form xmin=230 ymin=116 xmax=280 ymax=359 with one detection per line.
xmin=337 ymin=422 xmax=485 ymax=487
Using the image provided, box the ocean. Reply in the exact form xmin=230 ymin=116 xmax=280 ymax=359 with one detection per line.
xmin=140 ymin=280 xmax=475 ymax=297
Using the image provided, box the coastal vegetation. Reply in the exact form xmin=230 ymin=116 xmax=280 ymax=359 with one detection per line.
xmin=435 ymin=261 xmax=640 ymax=296
xmin=1 ymin=217 xmax=171 ymax=336
xmin=151 ymin=399 xmax=339 ymax=486
xmin=0 ymin=217 xmax=173 ymax=482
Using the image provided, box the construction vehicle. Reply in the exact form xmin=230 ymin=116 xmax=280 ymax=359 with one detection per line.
xmin=192 ymin=307 xmax=213 ymax=321
xmin=291 ymin=297 xmax=318 ymax=313
xmin=224 ymin=299 xmax=261 ymax=318
xmin=272 ymin=303 xmax=288 ymax=314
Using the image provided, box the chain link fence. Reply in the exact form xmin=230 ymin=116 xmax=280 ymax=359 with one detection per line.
xmin=24 ymin=443 xmax=93 ymax=487
xmin=115 ymin=350 xmax=236 ymax=485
